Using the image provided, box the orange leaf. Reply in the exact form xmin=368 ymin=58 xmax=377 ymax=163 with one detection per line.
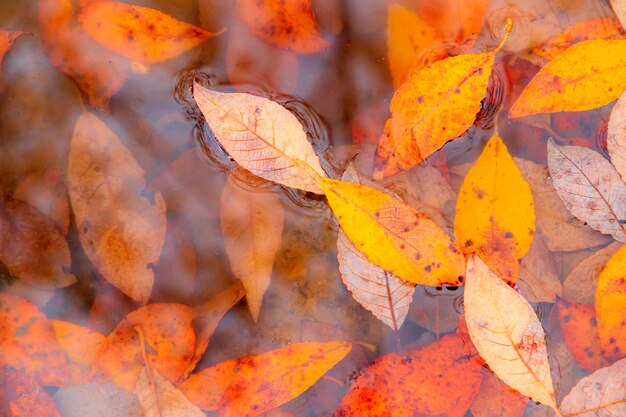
xmin=178 ymin=358 xmax=240 ymax=411
xmin=556 ymin=299 xmax=610 ymax=372
xmin=0 ymin=371 xmax=60 ymax=417
xmin=38 ymin=0 xmax=129 ymax=109
xmin=334 ymin=334 xmax=483 ymax=417
xmin=470 ymin=372 xmax=529 ymax=417
xmin=52 ymin=320 xmax=107 ymax=384
xmin=412 ymin=0 xmax=490 ymax=46
xmin=0 ymin=294 xmax=68 ymax=386
xmin=236 ymin=0 xmax=329 ymax=53
xmin=78 ymin=0 xmax=212 ymax=63
xmin=0 ymin=29 xmax=26 ymax=78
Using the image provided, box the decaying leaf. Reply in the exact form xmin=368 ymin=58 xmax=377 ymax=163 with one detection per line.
xmin=470 ymin=372 xmax=529 ymax=417
xmin=68 ymin=112 xmax=167 ymax=303
xmin=0 ymin=371 xmax=61 ymax=417
xmin=464 ymin=255 xmax=558 ymax=412
xmin=608 ymin=90 xmax=626 ymax=182
xmin=38 ymin=0 xmax=130 ymax=109
xmin=52 ymin=320 xmax=107 ymax=384
xmin=455 ymin=135 xmax=536 ymax=284
xmin=547 ymin=139 xmax=626 ymax=243
xmin=334 ymin=334 xmax=483 ymax=417
xmin=373 ymin=19 xmax=512 ymax=179
xmin=559 ymin=358 xmax=626 ymax=417
xmin=510 ymin=40 xmax=626 ymax=118
xmin=0 ymin=29 xmax=26 ymax=78
xmin=612 ymin=0 xmax=626 ymax=29
xmin=595 ymin=243 xmax=626 ymax=360
xmin=517 ymin=233 xmax=562 ymax=303
xmin=411 ymin=0 xmax=489 ymax=46
xmin=136 ymin=367 xmax=205 ymax=417
xmin=320 ymin=177 xmax=465 ymax=286
xmin=0 ymin=197 xmax=75 ymax=289
xmin=221 ymin=169 xmax=284 ymax=322
xmin=236 ymin=0 xmax=329 ymax=53
xmin=0 ymin=293 xmax=68 ymax=386
xmin=53 ymin=382 xmax=142 ymax=417
xmin=193 ymin=82 xmax=327 ymax=193
xmin=78 ymin=1 xmax=213 ymax=63
xmin=178 ymin=358 xmax=239 ymax=411
xmin=407 ymin=285 xmax=461 ymax=336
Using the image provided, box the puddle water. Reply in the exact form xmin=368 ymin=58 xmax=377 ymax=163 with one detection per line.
xmin=0 ymin=0 xmax=623 ymax=416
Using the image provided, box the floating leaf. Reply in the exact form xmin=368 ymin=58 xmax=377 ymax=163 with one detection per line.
xmin=334 ymin=334 xmax=483 ymax=417
xmin=0 ymin=371 xmax=60 ymax=417
xmin=68 ymin=112 xmax=167 ymax=303
xmin=0 ymin=29 xmax=26 ymax=78
xmin=78 ymin=1 xmax=212 ymax=63
xmin=52 ymin=320 xmax=107 ymax=384
xmin=236 ymin=0 xmax=329 ymax=53
xmin=470 ymin=372 xmax=529 ymax=417
xmin=547 ymin=139 xmax=626 ymax=242
xmin=608 ymin=90 xmax=626 ymax=182
xmin=464 ymin=255 xmax=558 ymax=412
xmin=373 ymin=20 xmax=512 ymax=179
xmin=510 ymin=40 xmax=626 ymax=118
xmin=136 ymin=368 xmax=205 ymax=417
xmin=221 ymin=169 xmax=284 ymax=322
xmin=320 ymin=177 xmax=465 ymax=286
xmin=193 ymin=82 xmax=327 ymax=193
xmin=613 ymin=0 xmax=626 ymax=29
xmin=595 ymin=243 xmax=626 ymax=360
xmin=454 ymin=135 xmax=535 ymax=283
xmin=559 ymin=358 xmax=626 ymax=417
xmin=178 ymin=358 xmax=239 ymax=411
xmin=53 ymin=382 xmax=142 ymax=417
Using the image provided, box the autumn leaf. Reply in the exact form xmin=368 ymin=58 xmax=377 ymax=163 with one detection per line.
xmin=0 ymin=293 xmax=68 ymax=386
xmin=454 ymin=135 xmax=536 ymax=284
xmin=68 ymin=112 xmax=167 ymax=303
xmin=595 ymin=243 xmax=626 ymax=360
xmin=53 ymin=382 xmax=142 ymax=417
xmin=221 ymin=169 xmax=285 ymax=322
xmin=533 ymin=18 xmax=626 ymax=60
xmin=178 ymin=358 xmax=239 ymax=411
xmin=320 ymin=177 xmax=465 ymax=286
xmin=510 ymin=40 xmax=626 ymax=118
xmin=0 ymin=29 xmax=26 ymax=78
xmin=559 ymin=357 xmax=626 ymax=417
xmin=78 ymin=0 xmax=213 ymax=63
xmin=51 ymin=320 xmax=107 ymax=384
xmin=373 ymin=19 xmax=513 ymax=179
xmin=236 ymin=0 xmax=329 ymax=54
xmin=547 ymin=139 xmax=626 ymax=243
xmin=464 ymin=255 xmax=559 ymax=414
xmin=136 ymin=367 xmax=205 ymax=417
xmin=556 ymin=299 xmax=610 ymax=372
xmin=0 ymin=197 xmax=76 ymax=289
xmin=613 ymin=0 xmax=626 ymax=29
xmin=470 ymin=372 xmax=529 ymax=417
xmin=38 ymin=0 xmax=130 ymax=109
xmin=608 ymin=90 xmax=626 ymax=182
xmin=334 ymin=334 xmax=483 ymax=417
xmin=0 ymin=371 xmax=60 ymax=417
xmin=193 ymin=82 xmax=327 ymax=193
xmin=517 ymin=233 xmax=562 ymax=303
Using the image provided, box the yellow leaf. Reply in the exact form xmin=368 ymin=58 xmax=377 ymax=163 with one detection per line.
xmin=608 ymin=90 xmax=626 ymax=182
xmin=78 ymin=0 xmax=213 ymax=63
xmin=68 ymin=112 xmax=167 ymax=304
xmin=595 ymin=243 xmax=626 ymax=360
xmin=319 ymin=177 xmax=465 ymax=286
xmin=464 ymin=255 xmax=560 ymax=415
xmin=373 ymin=19 xmax=512 ymax=179
xmin=510 ymin=39 xmax=626 ymax=118
xmin=454 ymin=135 xmax=535 ymax=284
xmin=193 ymin=82 xmax=327 ymax=193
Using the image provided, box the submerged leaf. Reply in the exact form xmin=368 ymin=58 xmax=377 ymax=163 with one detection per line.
xmin=470 ymin=372 xmax=528 ymax=417
xmin=52 ymin=320 xmax=107 ymax=384
xmin=136 ymin=368 xmax=205 ymax=417
xmin=53 ymin=382 xmax=142 ymax=417
xmin=612 ymin=0 xmax=626 ymax=29
xmin=0 ymin=29 xmax=26 ymax=78
xmin=608 ymin=90 xmax=626 ymax=182
xmin=412 ymin=0 xmax=489 ymax=46
xmin=0 ymin=371 xmax=60 ymax=417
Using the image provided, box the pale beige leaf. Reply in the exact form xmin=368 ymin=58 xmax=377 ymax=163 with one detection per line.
xmin=547 ymin=139 xmax=626 ymax=243
xmin=220 ymin=170 xmax=284 ymax=321
xmin=612 ymin=0 xmax=626 ymax=29
xmin=608 ymin=90 xmax=626 ymax=182
xmin=53 ymin=382 xmax=142 ymax=417
xmin=68 ymin=112 xmax=167 ymax=303
xmin=517 ymin=233 xmax=562 ymax=303
xmin=560 ymin=358 xmax=626 ymax=417
xmin=136 ymin=368 xmax=205 ymax=417
xmin=193 ymin=82 xmax=327 ymax=193
xmin=464 ymin=255 xmax=558 ymax=411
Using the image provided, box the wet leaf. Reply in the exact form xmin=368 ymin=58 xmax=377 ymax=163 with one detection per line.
xmin=533 ymin=18 xmax=626 ymax=60
xmin=547 ymin=139 xmax=626 ymax=243
xmin=464 ymin=255 xmax=558 ymax=412
xmin=559 ymin=358 xmax=626 ymax=417
xmin=510 ymin=40 xmax=626 ymax=118
xmin=411 ymin=0 xmax=489 ymax=46
xmin=53 ymin=382 xmax=142 ymax=417
xmin=136 ymin=367 xmax=205 ymax=417
xmin=454 ymin=135 xmax=536 ymax=284
xmin=470 ymin=372 xmax=529 ymax=417
xmin=38 ymin=0 xmax=130 ymax=109
xmin=407 ymin=285 xmax=461 ymax=335
xmin=517 ymin=234 xmax=562 ymax=303
xmin=556 ymin=299 xmax=609 ymax=372
xmin=595 ymin=243 xmax=626 ymax=360
xmin=193 ymin=82 xmax=327 ymax=193
xmin=373 ymin=20 xmax=512 ymax=179
xmin=221 ymin=169 xmax=285 ymax=322
xmin=0 ymin=293 xmax=68 ymax=386
xmin=236 ymin=0 xmax=329 ymax=53
xmin=320 ymin=177 xmax=465 ymax=286
xmin=334 ymin=334 xmax=483 ymax=417
xmin=68 ymin=112 xmax=167 ymax=303
xmin=613 ymin=0 xmax=626 ymax=29
xmin=0 ymin=197 xmax=75 ymax=289
xmin=178 ymin=358 xmax=239 ymax=411
xmin=78 ymin=1 xmax=213 ymax=63
xmin=0 ymin=371 xmax=60 ymax=417
xmin=52 ymin=320 xmax=107 ymax=384
xmin=0 ymin=29 xmax=26 ymax=78
xmin=608 ymin=90 xmax=626 ymax=182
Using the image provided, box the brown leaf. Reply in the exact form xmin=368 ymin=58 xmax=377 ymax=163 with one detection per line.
xmin=0 ymin=29 xmax=26 ymax=79
xmin=608 ymin=90 xmax=626 ymax=182
xmin=470 ymin=372 xmax=529 ymax=417
xmin=136 ymin=367 xmax=205 ymax=417
xmin=53 ymin=382 xmax=142 ymax=417
xmin=0 ymin=371 xmax=60 ymax=417
xmin=517 ymin=233 xmax=562 ymax=303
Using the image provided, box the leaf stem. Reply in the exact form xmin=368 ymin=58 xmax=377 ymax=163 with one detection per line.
xmin=495 ymin=18 xmax=514 ymax=53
